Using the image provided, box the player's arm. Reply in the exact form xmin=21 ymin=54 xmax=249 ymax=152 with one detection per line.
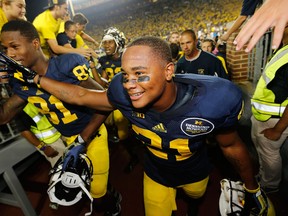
xmin=215 ymin=128 xmax=268 ymax=214
xmin=79 ymin=113 xmax=109 ymax=144
xmin=79 ymin=75 xmax=105 ymax=90
xmin=215 ymin=128 xmax=258 ymax=189
xmin=0 ymin=94 xmax=26 ymax=124
xmin=89 ymin=62 xmax=108 ymax=88
xmin=77 ymin=76 xmax=110 ymax=143
xmin=34 ymin=75 xmax=114 ymax=112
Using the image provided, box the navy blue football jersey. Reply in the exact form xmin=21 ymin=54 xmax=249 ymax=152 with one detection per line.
xmin=10 ymin=53 xmax=93 ymax=136
xmin=107 ymin=73 xmax=243 ymax=186
xmin=176 ymin=50 xmax=228 ymax=79
xmin=98 ymin=54 xmax=122 ymax=82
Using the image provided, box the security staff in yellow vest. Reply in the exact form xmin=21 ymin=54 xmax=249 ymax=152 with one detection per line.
xmin=250 ymin=27 xmax=288 ymax=193
xmin=17 ymin=103 xmax=66 ymax=167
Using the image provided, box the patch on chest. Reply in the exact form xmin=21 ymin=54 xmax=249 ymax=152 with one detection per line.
xmin=181 ymin=117 xmax=214 ymax=137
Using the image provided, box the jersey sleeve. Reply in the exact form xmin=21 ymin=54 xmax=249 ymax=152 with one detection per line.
xmin=49 ymin=54 xmax=90 ymax=84
xmin=107 ymin=73 xmax=131 ymax=110
xmin=216 ymin=81 xmax=244 ymax=129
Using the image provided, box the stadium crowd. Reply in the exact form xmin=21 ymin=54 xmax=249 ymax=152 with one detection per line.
xmin=83 ymin=0 xmax=242 ymax=43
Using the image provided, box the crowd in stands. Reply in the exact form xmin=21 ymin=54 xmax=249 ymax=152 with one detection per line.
xmin=81 ymin=0 xmax=242 ymax=43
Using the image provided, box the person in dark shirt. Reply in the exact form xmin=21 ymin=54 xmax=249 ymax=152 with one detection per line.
xmin=57 ymin=20 xmax=77 ymax=48
xmin=176 ymin=29 xmax=228 ymax=79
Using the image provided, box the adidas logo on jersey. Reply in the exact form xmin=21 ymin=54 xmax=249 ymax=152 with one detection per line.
xmin=152 ymin=123 xmax=167 ymax=133
xmin=36 ymin=89 xmax=44 ymax=95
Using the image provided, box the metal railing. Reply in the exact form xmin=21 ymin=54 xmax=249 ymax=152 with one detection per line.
xmin=248 ymin=30 xmax=273 ymax=84
xmin=0 ymin=83 xmax=20 ymax=145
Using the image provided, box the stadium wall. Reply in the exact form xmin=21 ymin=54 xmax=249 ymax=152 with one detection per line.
xmin=226 ymin=30 xmax=249 ymax=83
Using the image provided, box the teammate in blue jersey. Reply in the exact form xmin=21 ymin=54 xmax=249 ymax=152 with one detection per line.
xmin=21 ymin=36 xmax=268 ymax=216
xmin=0 ymin=20 xmax=121 ymax=216
xmin=96 ymin=27 xmax=139 ymax=172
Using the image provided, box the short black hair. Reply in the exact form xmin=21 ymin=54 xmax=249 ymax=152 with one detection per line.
xmin=1 ymin=20 xmax=39 ymax=42
xmin=127 ymin=36 xmax=172 ymax=64
xmin=64 ymin=20 xmax=76 ymax=31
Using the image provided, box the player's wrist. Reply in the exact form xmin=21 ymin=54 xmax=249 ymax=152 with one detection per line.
xmin=33 ymin=74 xmax=39 ymax=84
xmin=77 ymin=135 xmax=87 ymax=146
xmin=243 ymin=183 xmax=260 ymax=193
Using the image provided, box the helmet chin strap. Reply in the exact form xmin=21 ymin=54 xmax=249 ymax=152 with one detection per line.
xmin=47 ymin=154 xmax=93 ymax=215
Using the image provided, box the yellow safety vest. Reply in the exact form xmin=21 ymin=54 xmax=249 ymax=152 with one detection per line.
xmin=251 ymin=45 xmax=288 ymax=121
xmin=23 ymin=103 xmax=61 ymax=144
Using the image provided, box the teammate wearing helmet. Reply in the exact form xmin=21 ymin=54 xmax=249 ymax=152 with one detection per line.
xmin=97 ymin=27 xmax=139 ymax=172
xmin=98 ymin=27 xmax=126 ymax=83
xmin=0 ymin=20 xmax=121 ymax=216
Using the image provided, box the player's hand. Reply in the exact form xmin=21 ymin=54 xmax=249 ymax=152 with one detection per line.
xmin=62 ymin=136 xmax=86 ymax=170
xmin=43 ymin=146 xmax=59 ymax=158
xmin=0 ymin=52 xmax=37 ymax=83
xmin=242 ymin=185 xmax=268 ymax=216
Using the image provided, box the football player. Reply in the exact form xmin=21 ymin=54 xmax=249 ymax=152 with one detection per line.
xmin=96 ymin=27 xmax=138 ymax=172
xmin=16 ymin=36 xmax=269 ymax=216
xmin=0 ymin=20 xmax=121 ymax=216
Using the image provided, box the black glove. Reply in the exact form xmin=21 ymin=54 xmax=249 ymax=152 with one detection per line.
xmin=242 ymin=184 xmax=268 ymax=216
xmin=0 ymin=52 xmax=37 ymax=83
xmin=62 ymin=135 xmax=86 ymax=170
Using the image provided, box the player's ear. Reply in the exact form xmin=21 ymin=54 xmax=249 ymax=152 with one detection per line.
xmin=32 ymin=38 xmax=40 ymax=50
xmin=165 ymin=62 xmax=174 ymax=81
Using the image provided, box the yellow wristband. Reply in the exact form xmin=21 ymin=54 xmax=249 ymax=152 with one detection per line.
xmin=36 ymin=142 xmax=44 ymax=149
xmin=243 ymin=184 xmax=260 ymax=193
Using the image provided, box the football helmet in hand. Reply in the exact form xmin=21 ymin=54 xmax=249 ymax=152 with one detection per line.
xmin=47 ymin=153 xmax=93 ymax=215
xmin=219 ymin=179 xmax=275 ymax=216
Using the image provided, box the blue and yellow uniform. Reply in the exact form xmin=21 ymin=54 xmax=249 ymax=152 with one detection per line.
xmin=98 ymin=54 xmax=130 ymax=140
xmin=10 ymin=53 xmax=109 ymax=199
xmin=108 ymin=73 xmax=243 ymax=215
xmin=98 ymin=54 xmax=122 ymax=83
